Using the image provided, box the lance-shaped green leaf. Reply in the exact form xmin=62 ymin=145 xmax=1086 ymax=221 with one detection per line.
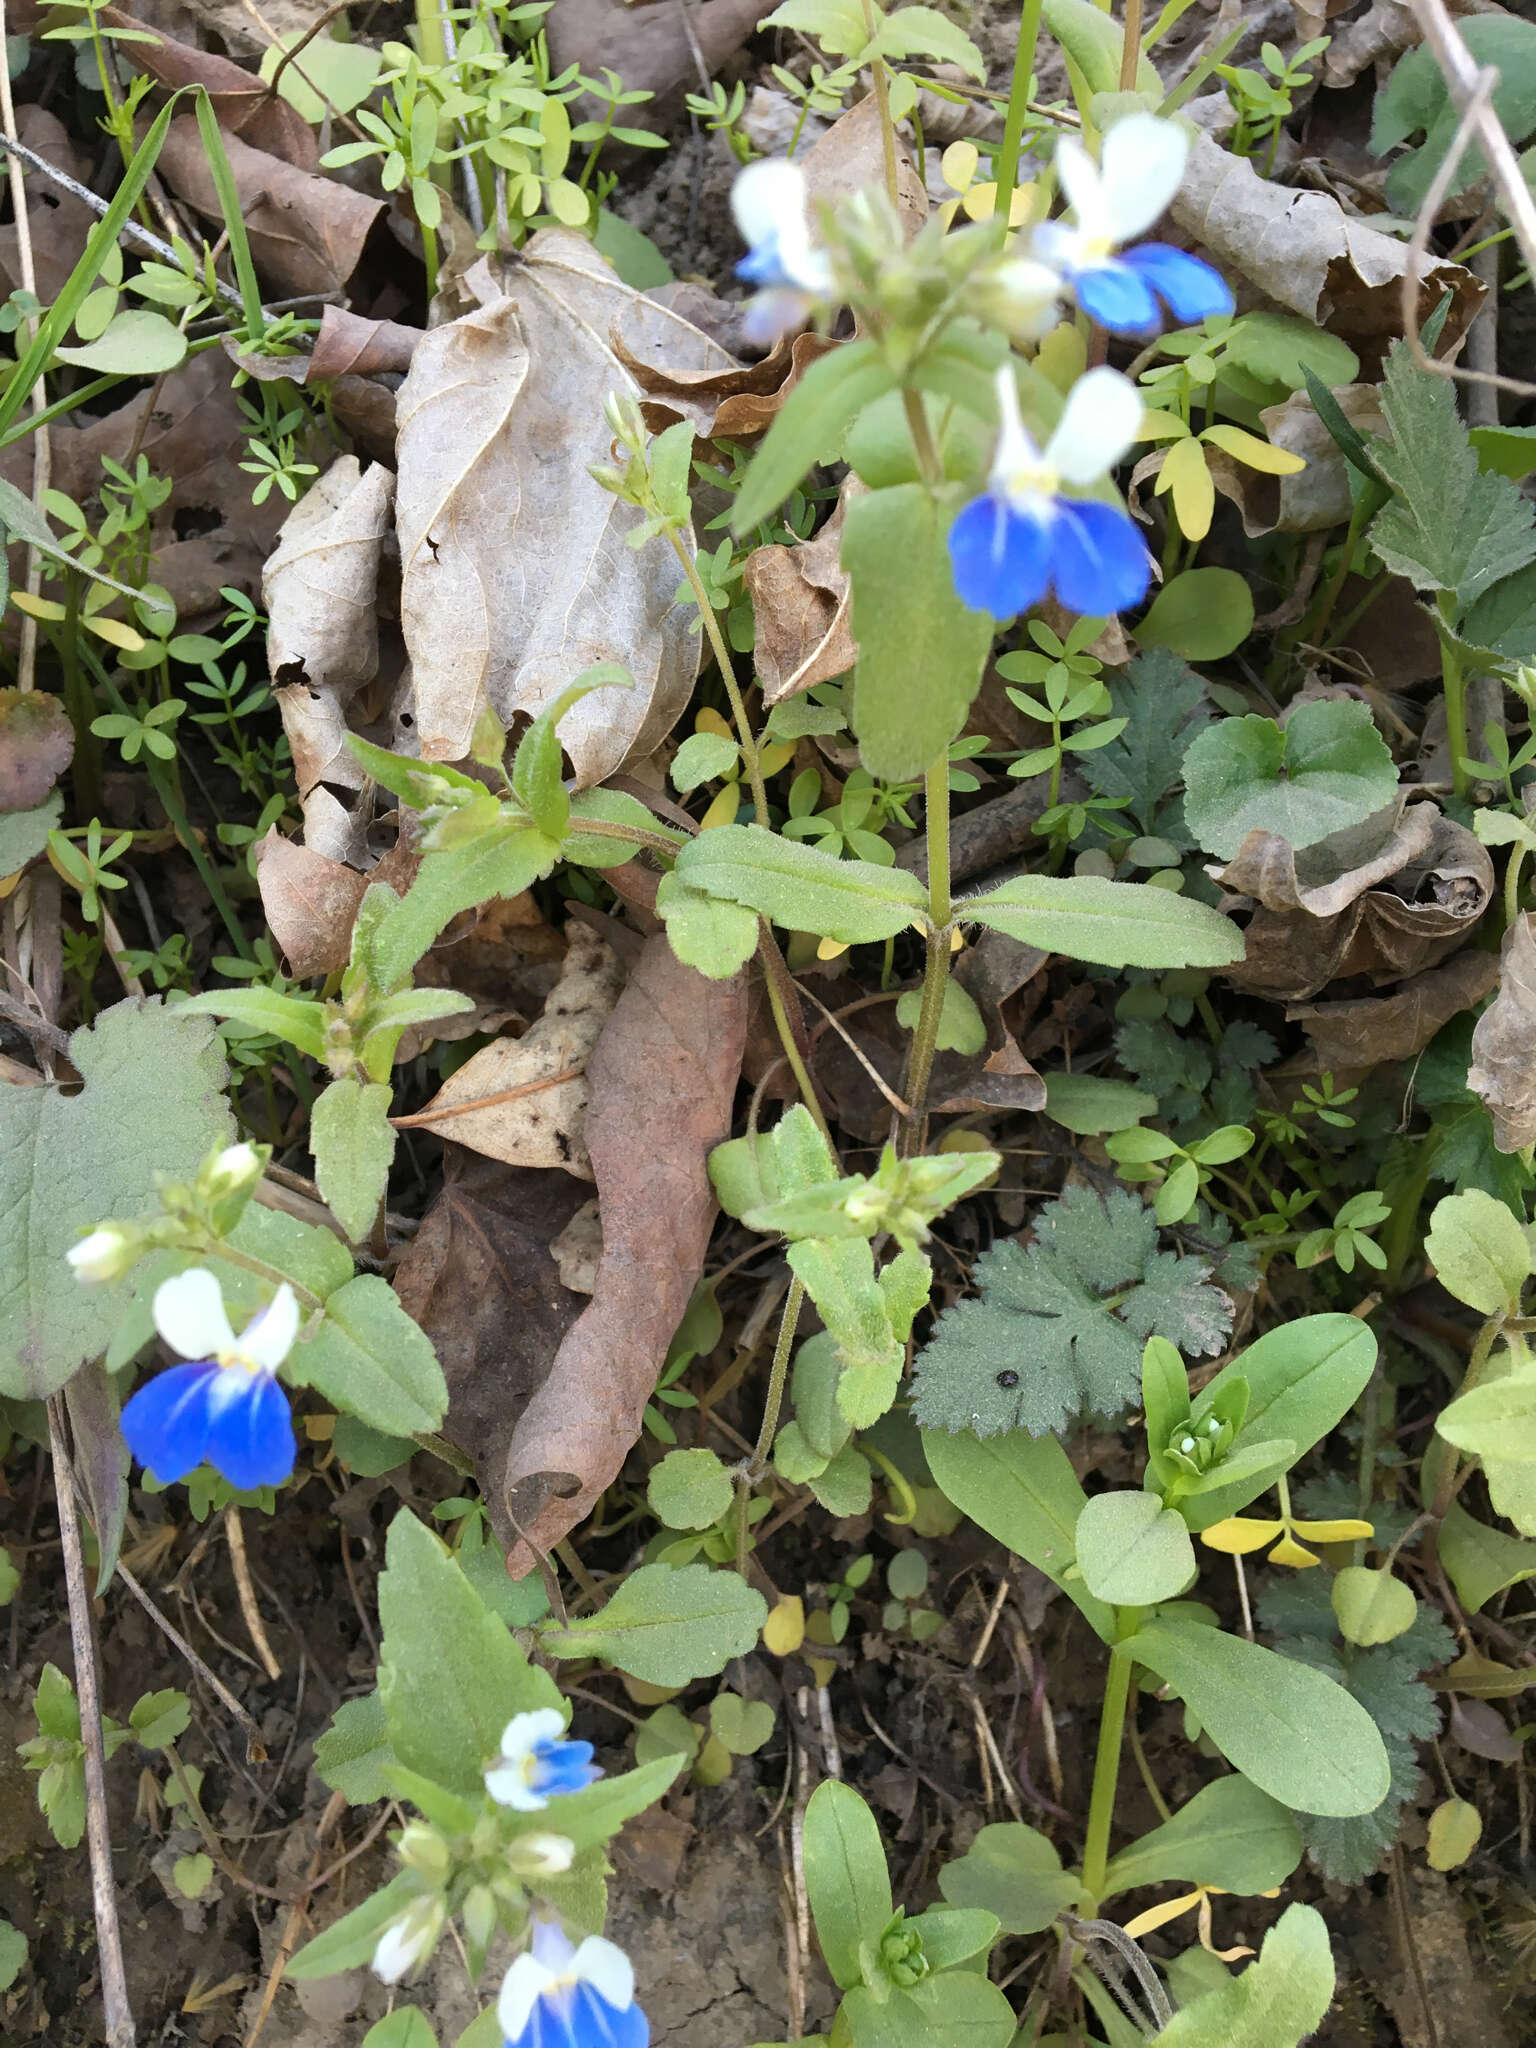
xmin=566 ymin=786 xmax=684 ymax=868
xmin=1124 ymin=1617 xmax=1390 ymax=1815
xmin=937 ymin=1820 xmax=1081 ymax=1934
xmin=844 ymin=483 xmax=993 ymax=784
xmin=654 ymin=871 xmax=760 ymax=979
xmin=802 ymin=1780 xmax=893 ymax=1990
xmin=732 ymin=340 xmax=897 ymax=534
xmin=311 ymin=1079 xmax=395 ymax=1244
xmin=357 ymin=986 xmax=477 ymax=1078
xmin=289 ymin=1275 xmax=448 ymax=1436
xmin=1101 ymin=1776 xmax=1302 ymax=1900
xmin=346 ymin=732 xmax=489 ymax=813
xmin=964 ymin=873 xmax=1242 ymax=969
xmin=675 ymin=825 xmax=928 ymax=946
xmin=539 ymin=1562 xmax=766 ymax=1685
xmin=287 ymin=1871 xmax=420 ymax=1979
xmin=363 ymin=823 xmax=564 ymax=989
xmin=1439 ymin=1502 xmax=1536 ymax=1614
xmin=511 ymin=664 xmax=631 ymax=842
xmin=177 ymin=984 xmax=328 ymax=1060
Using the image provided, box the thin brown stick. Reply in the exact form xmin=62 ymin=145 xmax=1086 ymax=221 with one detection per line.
xmin=0 ymin=0 xmax=50 ymax=692
xmin=48 ymin=1401 xmax=136 ymax=2048
xmin=388 ymin=1062 xmax=585 ymax=1128
xmin=225 ymin=1505 xmax=282 ymax=1681
xmin=115 ymin=1558 xmax=265 ymax=1744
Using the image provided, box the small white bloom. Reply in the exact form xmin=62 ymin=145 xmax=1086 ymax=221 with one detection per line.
xmin=371 ymin=1896 xmax=444 ymax=1984
xmin=512 ymin=1831 xmax=576 ymax=1877
xmin=1053 ymin=112 xmax=1190 ymax=262
xmin=152 ymin=1267 xmax=299 ymax=1375
xmin=67 ymin=1226 xmax=133 ymax=1285
xmin=485 ymin=1707 xmax=568 ymax=1812
xmin=990 ymin=363 xmax=1143 ymax=507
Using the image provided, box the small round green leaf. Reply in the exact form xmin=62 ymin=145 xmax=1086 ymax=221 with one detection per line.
xmin=1426 ymin=1796 xmax=1482 ymax=1871
xmin=1331 ymin=1565 xmax=1417 ymax=1646
xmin=1076 ymin=1490 xmax=1197 ymax=1606
xmin=709 ymin=1691 xmax=776 ymax=1755
xmin=886 ymin=1548 xmax=929 ymax=1601
xmin=1135 ymin=567 xmax=1254 ymax=662
xmin=648 ymin=1448 xmax=734 ymax=1530
xmin=55 ymin=309 xmax=188 ymax=375
xmin=173 ymin=1852 xmax=214 ymax=1898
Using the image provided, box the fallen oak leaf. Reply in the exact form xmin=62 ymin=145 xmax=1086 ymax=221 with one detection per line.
xmin=265 ymin=455 xmax=395 ymax=699
xmin=308 ymin=305 xmax=423 ymax=381
xmin=500 ymin=930 xmax=747 ymax=1574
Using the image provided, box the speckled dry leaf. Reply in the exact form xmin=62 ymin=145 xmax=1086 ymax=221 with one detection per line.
xmin=800 ymin=92 xmax=928 ymax=242
xmin=1221 ymin=806 xmax=1493 ymax=1001
xmin=275 ymin=679 xmax=367 ymax=808
xmin=158 ymin=117 xmax=381 ymax=298
xmin=550 ymin=1199 xmax=602 ymax=1295
xmin=615 ymin=324 xmax=797 ymax=437
xmin=1287 ymin=950 xmax=1500 ymax=1074
xmin=1320 ymin=0 xmax=1419 ymax=87
xmin=1468 ymin=913 xmax=1536 ymax=1151
xmin=744 ymin=480 xmax=862 ymax=703
xmin=393 ymin=234 xmax=724 ymax=779
xmin=405 ymin=922 xmax=625 ymax=1176
xmin=1171 ymin=131 xmax=1480 ymax=365
xmin=0 ymin=691 xmax=73 ymax=812
xmin=265 ymin=456 xmax=394 ymax=698
xmin=500 ymin=933 xmax=746 ymax=1571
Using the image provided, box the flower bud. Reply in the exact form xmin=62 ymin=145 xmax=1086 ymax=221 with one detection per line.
xmin=463 ymin=1882 xmax=499 ymax=1950
xmin=208 ymin=1142 xmax=262 ymax=1191
xmin=66 ymin=1225 xmax=137 ymax=1285
xmin=396 ymin=1820 xmax=451 ymax=1883
xmin=371 ymin=1894 xmax=444 ymax=1984
xmin=509 ymin=1831 xmax=575 ymax=1878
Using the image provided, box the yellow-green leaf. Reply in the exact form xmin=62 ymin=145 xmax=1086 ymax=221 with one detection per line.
xmin=1202 ymin=423 xmax=1308 ymax=475
xmin=1157 ymin=436 xmax=1215 ymax=540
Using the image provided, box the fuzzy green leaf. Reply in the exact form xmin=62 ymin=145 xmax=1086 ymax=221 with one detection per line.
xmin=937 ymin=1820 xmax=1080 ymax=1934
xmin=1148 ymin=1904 xmax=1334 ymax=2048
xmin=540 ymin=1562 xmax=767 ymax=1685
xmin=965 ymin=873 xmax=1242 ymax=969
xmin=1181 ymin=699 xmax=1398 ymax=860
xmin=311 ymin=1079 xmax=395 ymax=1245
xmin=290 ymin=1275 xmax=447 ymax=1437
xmin=674 ymin=825 xmax=926 ymax=946
xmin=1101 ymin=1776 xmax=1302 ymax=1900
xmin=803 ymin=1780 xmax=892 ymax=1990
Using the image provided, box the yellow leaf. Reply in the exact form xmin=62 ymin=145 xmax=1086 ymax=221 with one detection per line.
xmin=621 ymin=1673 xmax=683 ymax=1705
xmin=763 ymin=1594 xmax=805 ymax=1656
xmin=1201 ymin=424 xmax=1307 ymax=475
xmin=941 ymin=140 xmax=979 ymax=193
xmin=302 ymin=1413 xmax=336 ymax=1441
xmin=816 ymin=934 xmax=850 ymax=961
xmin=696 ymin=706 xmax=734 ymax=740
xmin=1036 ymin=321 xmax=1087 ymax=396
xmin=760 ymin=739 xmax=796 ymax=778
xmin=1156 ymin=436 xmax=1215 ymax=541
xmin=698 ymin=781 xmax=740 ymax=831
xmin=1291 ymin=1516 xmax=1375 ymax=1543
xmin=1139 ymin=408 xmax=1191 ymax=444
xmin=1199 ymin=1517 xmax=1283 ymax=1555
xmin=692 ymin=1732 xmax=733 ymax=1786
xmin=9 ymin=591 xmax=66 ymax=621
xmin=1426 ymin=1796 xmax=1482 ymax=1871
xmin=1122 ymin=1888 xmax=1204 ymax=1940
xmin=87 ymin=615 xmax=147 ymax=652
xmin=1268 ymin=1534 xmax=1322 ymax=1568
xmin=807 ymin=1655 xmax=838 ymax=1688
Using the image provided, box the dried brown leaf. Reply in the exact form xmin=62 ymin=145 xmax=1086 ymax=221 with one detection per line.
xmin=265 ymin=456 xmax=395 ymax=697
xmin=499 ymin=933 xmax=747 ymax=1571
xmin=394 ymin=234 xmax=720 ymax=779
xmin=744 ymin=480 xmax=861 ymax=704
xmin=800 ymin=93 xmax=928 ymax=243
xmin=1286 ymin=950 xmax=1500 ymax=1074
xmin=0 ymin=690 xmax=73 ymax=811
xmin=405 ymin=923 xmax=625 ymax=1175
xmin=157 ymin=116 xmax=381 ymax=297
xmin=308 ymin=305 xmax=422 ymax=381
xmin=394 ymin=1150 xmax=592 ymax=1494
xmin=1221 ymin=806 xmax=1493 ymax=1001
xmin=1203 ymin=385 xmax=1386 ymax=538
xmin=254 ymin=828 xmax=416 ymax=978
xmin=548 ymin=0 xmax=764 ymax=109
xmin=1468 ymin=912 xmax=1536 ymax=1152
xmin=103 ymin=8 xmax=318 ymax=166
xmin=1171 ymin=131 xmax=1482 ymax=366
xmin=0 ymin=109 xmax=95 ymax=303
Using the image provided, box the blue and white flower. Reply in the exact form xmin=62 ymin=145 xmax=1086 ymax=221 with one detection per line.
xmin=119 ymin=1268 xmax=299 ymax=1492
xmin=498 ymin=1921 xmax=647 ymax=2048
xmin=372 ymin=1895 xmax=445 ymax=1985
xmin=947 ymin=363 xmax=1150 ymax=619
xmin=1033 ymin=113 xmax=1233 ymax=336
xmin=485 ymin=1709 xmax=601 ymax=1812
xmin=730 ymin=158 xmax=834 ymax=349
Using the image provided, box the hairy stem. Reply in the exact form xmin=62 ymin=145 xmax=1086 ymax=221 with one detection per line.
xmin=901 ymin=758 xmax=953 ymax=1148
xmin=860 ymin=0 xmax=902 ymax=208
xmin=1119 ymin=0 xmax=1144 ymax=92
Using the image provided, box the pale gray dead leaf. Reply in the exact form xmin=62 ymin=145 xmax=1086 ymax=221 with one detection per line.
xmin=393 ymin=232 xmax=731 ymax=779
xmin=1468 ymin=913 xmax=1536 ymax=1152
xmin=1202 ymin=386 xmax=1387 ymax=538
xmin=1171 ymin=131 xmax=1481 ymax=363
xmin=404 ymin=922 xmax=624 ymax=1176
xmin=265 ymin=456 xmax=395 ymax=698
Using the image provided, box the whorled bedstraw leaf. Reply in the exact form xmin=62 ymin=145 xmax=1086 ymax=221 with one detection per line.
xmin=910 ymin=1186 xmax=1232 ymax=1437
xmin=539 ymin=1561 xmax=767 ymax=1686
xmin=0 ymin=999 xmax=233 ymax=1399
xmin=1367 ymin=337 xmax=1536 ymax=611
xmin=1180 ymin=698 xmax=1399 ymax=861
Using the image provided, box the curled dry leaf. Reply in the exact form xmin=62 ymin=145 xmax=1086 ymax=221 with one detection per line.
xmin=265 ymin=456 xmax=395 ymax=698
xmin=1170 ymin=131 xmax=1481 ymax=365
xmin=500 ymin=931 xmax=747 ymax=1572
xmin=103 ymin=8 xmax=318 ymax=167
xmin=394 ymin=234 xmax=723 ymax=778
xmin=0 ymin=690 xmax=73 ymax=812
xmin=1204 ymin=386 xmax=1386 ymax=538
xmin=158 ymin=116 xmax=381 ymax=298
xmin=744 ymin=480 xmax=862 ymax=704
xmin=394 ymin=1149 xmax=592 ymax=1498
xmin=254 ymin=827 xmax=418 ymax=979
xmin=1286 ymin=950 xmax=1500 ymax=1075
xmin=618 ymin=326 xmax=834 ymax=440
xmin=404 ymin=923 xmax=626 ymax=1177
xmin=1468 ymin=913 xmax=1536 ymax=1152
xmin=1319 ymin=0 xmax=1420 ymax=89
xmin=931 ymin=926 xmax=1048 ymax=1116
xmin=309 ymin=305 xmax=423 ymax=382
xmin=1220 ymin=803 xmax=1493 ymax=1001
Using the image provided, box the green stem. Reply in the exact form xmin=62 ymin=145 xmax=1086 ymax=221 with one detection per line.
xmin=1081 ymin=1637 xmax=1134 ymax=1906
xmin=1438 ymin=599 xmax=1470 ymax=798
xmin=902 ymin=759 xmax=952 ymax=1149
xmin=737 ymin=1275 xmax=805 ymax=1575
xmin=1506 ymin=842 xmax=1526 ymax=930
xmin=859 ymin=0 xmax=902 ymax=208
xmin=420 ymin=217 xmax=439 ymax=303
xmin=668 ymin=530 xmax=768 ymax=824
xmin=995 ymin=0 xmax=1046 ymax=218
xmin=902 ymin=386 xmax=943 ymax=485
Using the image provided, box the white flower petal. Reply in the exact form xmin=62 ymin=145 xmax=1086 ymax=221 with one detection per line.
xmin=484 ymin=1764 xmax=547 ymax=1812
xmin=497 ymin=1953 xmax=561 ymax=2042
xmin=1053 ymin=134 xmax=1112 ymax=248
xmin=238 ymin=1284 xmax=299 ymax=1374
xmin=67 ymin=1228 xmax=126 ymax=1284
xmin=371 ymin=1922 xmax=416 ymax=1985
xmin=500 ymin=1708 xmax=566 ymax=1762
xmin=1045 ymin=366 xmax=1144 ymax=484
xmin=213 ymin=1142 xmax=261 ymax=1182
xmin=731 ymin=158 xmax=810 ymax=251
xmin=1098 ymin=114 xmax=1188 ymax=245
xmin=573 ymin=1935 xmax=635 ymax=2011
xmin=153 ymin=1268 xmax=236 ymax=1362
xmin=988 ymin=362 xmax=1042 ymax=491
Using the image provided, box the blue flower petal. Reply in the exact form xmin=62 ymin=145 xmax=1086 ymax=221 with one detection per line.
xmin=736 ymin=236 xmax=786 ymax=288
xmin=121 ymin=1360 xmax=220 ymax=1482
xmin=569 ymin=1982 xmax=649 ymax=2048
xmin=1070 ymin=259 xmax=1161 ymax=336
xmin=535 ymin=1741 xmax=600 ymax=1797
xmin=203 ymin=1371 xmax=296 ymax=1492
xmin=1048 ymin=500 xmax=1151 ymax=616
xmin=1123 ymin=242 xmax=1234 ymax=325
xmin=947 ymin=492 xmax=1052 ymax=618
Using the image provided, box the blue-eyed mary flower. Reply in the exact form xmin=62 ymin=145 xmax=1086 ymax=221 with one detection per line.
xmin=1033 ymin=113 xmax=1233 ymax=337
xmin=731 ymin=158 xmax=833 ymax=349
xmin=947 ymin=363 xmax=1150 ymax=619
xmin=485 ymin=1709 xmax=602 ymax=1812
xmin=498 ymin=1920 xmax=647 ymax=2048
xmin=119 ymin=1268 xmax=299 ymax=1492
